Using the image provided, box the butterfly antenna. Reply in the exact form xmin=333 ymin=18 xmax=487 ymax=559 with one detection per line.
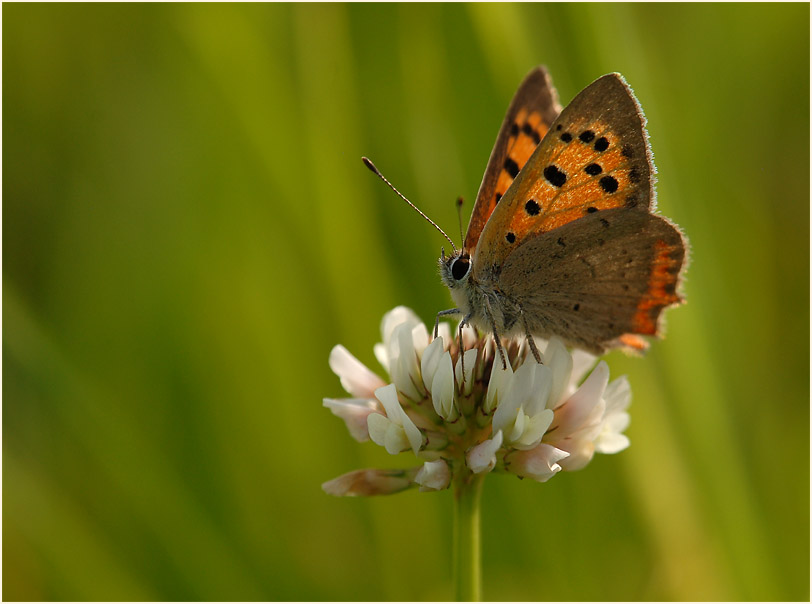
xmin=456 ymin=196 xmax=465 ymax=249
xmin=362 ymin=157 xmax=457 ymax=253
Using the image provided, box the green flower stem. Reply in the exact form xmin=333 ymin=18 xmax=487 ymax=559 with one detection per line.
xmin=453 ymin=471 xmax=485 ymax=601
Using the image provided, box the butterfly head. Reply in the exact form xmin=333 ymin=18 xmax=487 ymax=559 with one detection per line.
xmin=439 ymin=248 xmax=472 ymax=289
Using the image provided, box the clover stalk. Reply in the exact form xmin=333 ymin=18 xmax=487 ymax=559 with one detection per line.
xmin=453 ymin=470 xmax=484 ymax=601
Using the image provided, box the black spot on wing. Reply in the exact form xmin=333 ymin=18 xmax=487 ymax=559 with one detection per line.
xmin=521 ymin=123 xmax=541 ymax=144
xmin=599 ymin=175 xmax=618 ymax=193
xmin=579 ymin=130 xmax=595 ymax=143
xmin=504 ymin=157 xmax=520 ymax=178
xmin=543 ymin=165 xmax=567 ymax=187
xmin=525 ymin=199 xmax=540 ymax=215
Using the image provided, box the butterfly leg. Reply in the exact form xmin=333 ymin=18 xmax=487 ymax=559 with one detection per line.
xmin=519 ymin=309 xmax=543 ymax=364
xmin=457 ymin=313 xmax=473 ymax=383
xmin=434 ymin=308 xmax=461 ymax=339
xmin=483 ymin=298 xmax=508 ymax=370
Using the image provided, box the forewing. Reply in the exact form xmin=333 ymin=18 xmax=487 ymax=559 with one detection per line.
xmin=473 ymin=73 xmax=655 ymax=279
xmin=498 ymin=208 xmax=686 ymax=353
xmin=464 ymin=66 xmax=561 ymax=251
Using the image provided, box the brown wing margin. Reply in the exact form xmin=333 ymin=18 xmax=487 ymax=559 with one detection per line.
xmin=464 ymin=66 xmax=562 ymax=252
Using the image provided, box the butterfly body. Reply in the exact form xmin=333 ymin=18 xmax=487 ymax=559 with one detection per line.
xmin=439 ymin=67 xmax=686 ymax=358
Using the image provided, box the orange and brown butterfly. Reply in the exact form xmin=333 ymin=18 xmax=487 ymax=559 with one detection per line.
xmin=364 ymin=66 xmax=687 ymax=368
xmin=435 ymin=66 xmax=687 ymax=366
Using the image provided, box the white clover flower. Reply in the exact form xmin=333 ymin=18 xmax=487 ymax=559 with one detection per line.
xmin=594 ymin=375 xmax=631 ymax=454
xmin=420 ymin=335 xmax=446 ymax=392
xmin=329 ymin=344 xmax=387 ymax=398
xmin=504 ymin=442 xmax=570 ymax=482
xmin=323 ymin=345 xmax=386 ymax=441
xmin=543 ymin=361 xmax=611 ymax=471
xmin=467 ymin=430 xmax=503 ymax=474
xmin=455 ymin=348 xmax=478 ymax=397
xmin=368 ymin=384 xmax=424 ymax=455
xmin=323 ymin=307 xmax=633 ymax=495
xmin=492 ymin=360 xmax=554 ymax=449
xmin=429 ymin=350 xmax=457 ymax=420
xmin=323 ymin=398 xmax=380 ymax=442
xmin=322 ymin=468 xmax=418 ymax=497
xmin=483 ymin=355 xmax=513 ymax=414
xmin=415 ymin=460 xmax=451 ymax=492
xmin=383 ymin=321 xmax=427 ymax=402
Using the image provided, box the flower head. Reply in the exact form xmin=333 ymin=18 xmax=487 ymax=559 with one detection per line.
xmin=323 ymin=307 xmax=632 ymax=496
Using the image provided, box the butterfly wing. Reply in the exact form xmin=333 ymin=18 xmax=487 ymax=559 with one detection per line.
xmin=498 ymin=207 xmax=686 ymax=353
xmin=464 ymin=66 xmax=561 ymax=252
xmin=472 ymin=73 xmax=655 ymax=279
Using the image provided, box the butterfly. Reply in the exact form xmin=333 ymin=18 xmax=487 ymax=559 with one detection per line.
xmin=433 ymin=67 xmax=687 ymax=367
xmin=364 ymin=67 xmax=686 ymax=369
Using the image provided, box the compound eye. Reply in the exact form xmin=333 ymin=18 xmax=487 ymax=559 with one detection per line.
xmin=451 ymin=257 xmax=470 ymax=281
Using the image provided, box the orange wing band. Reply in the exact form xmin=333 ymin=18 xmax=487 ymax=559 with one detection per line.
xmin=632 ymin=239 xmax=682 ymax=334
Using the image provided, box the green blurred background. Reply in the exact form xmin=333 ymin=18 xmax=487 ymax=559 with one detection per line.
xmin=3 ymin=3 xmax=809 ymax=601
